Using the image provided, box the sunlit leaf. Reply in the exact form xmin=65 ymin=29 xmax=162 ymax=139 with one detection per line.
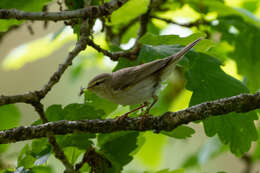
xmin=2 ymin=27 xmax=76 ymax=70
xmin=136 ymin=132 xmax=166 ymax=170
xmin=110 ymin=0 xmax=150 ymax=25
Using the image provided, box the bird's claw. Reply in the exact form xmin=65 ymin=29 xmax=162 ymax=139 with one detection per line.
xmin=115 ymin=113 xmax=129 ymax=123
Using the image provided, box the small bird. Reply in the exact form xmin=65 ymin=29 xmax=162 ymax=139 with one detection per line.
xmin=81 ymin=38 xmax=202 ymax=118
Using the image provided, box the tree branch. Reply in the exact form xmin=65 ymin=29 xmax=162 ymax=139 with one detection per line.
xmin=0 ymin=92 xmax=259 ymax=144
xmin=151 ymin=15 xmax=210 ymax=27
xmin=32 ymin=102 xmax=75 ymax=173
xmin=0 ymin=0 xmax=128 ymax=21
xmin=86 ymin=38 xmax=139 ymax=61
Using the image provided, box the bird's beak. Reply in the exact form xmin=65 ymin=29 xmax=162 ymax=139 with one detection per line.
xmin=87 ymin=85 xmax=94 ymax=90
xmin=79 ymin=86 xmax=89 ymax=96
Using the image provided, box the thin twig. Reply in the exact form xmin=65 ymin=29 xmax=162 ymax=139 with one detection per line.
xmin=151 ymin=15 xmax=210 ymax=27
xmin=241 ymin=154 xmax=253 ymax=173
xmin=0 ymin=0 xmax=128 ymax=21
xmin=86 ymin=38 xmax=139 ymax=61
xmin=32 ymin=102 xmax=75 ymax=173
xmin=0 ymin=92 xmax=259 ymax=144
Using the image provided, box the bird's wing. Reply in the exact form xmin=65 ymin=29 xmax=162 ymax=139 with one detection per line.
xmin=111 ymin=58 xmax=171 ymax=90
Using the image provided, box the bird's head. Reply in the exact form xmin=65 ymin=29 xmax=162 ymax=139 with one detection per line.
xmin=87 ymin=73 xmax=112 ymax=93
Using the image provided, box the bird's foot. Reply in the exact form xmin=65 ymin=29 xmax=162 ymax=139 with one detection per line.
xmin=139 ymin=113 xmax=150 ymax=129
xmin=115 ymin=113 xmax=129 ymax=123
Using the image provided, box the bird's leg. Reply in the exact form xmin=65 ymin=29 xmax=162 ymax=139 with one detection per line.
xmin=144 ymin=95 xmax=158 ymax=115
xmin=139 ymin=95 xmax=158 ymax=129
xmin=115 ymin=103 xmax=148 ymax=122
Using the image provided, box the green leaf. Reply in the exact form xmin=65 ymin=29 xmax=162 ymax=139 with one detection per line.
xmin=63 ymin=103 xmax=104 ymax=120
xmin=136 ymin=132 xmax=166 ymax=169
xmin=0 ymin=0 xmax=52 ymax=31
xmin=45 ymin=103 xmax=104 ymax=122
xmin=113 ymin=57 xmax=139 ymax=72
xmin=110 ymin=0 xmax=150 ymax=25
xmin=84 ymin=91 xmax=118 ymax=116
xmin=45 ymin=105 xmax=63 ymax=121
xmin=98 ymin=131 xmax=139 ymax=172
xmin=31 ymin=138 xmax=51 ymax=156
xmin=185 ymin=51 xmax=258 ymax=156
xmin=18 ymin=145 xmax=36 ymax=169
xmin=161 ymin=126 xmax=195 ymax=139
xmin=0 ymin=104 xmax=20 ymax=153
xmin=56 ymin=133 xmax=95 ymax=150
xmin=139 ymin=32 xmax=215 ymax=52
xmin=214 ymin=15 xmax=260 ymax=91
xmin=0 ymin=104 xmax=20 ymax=130
xmin=64 ymin=147 xmax=84 ymax=165
xmin=242 ymin=0 xmax=259 ymax=12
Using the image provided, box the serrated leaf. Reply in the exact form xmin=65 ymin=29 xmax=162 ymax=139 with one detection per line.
xmin=185 ymin=51 xmax=258 ymax=156
xmin=98 ymin=131 xmax=139 ymax=172
xmin=161 ymin=126 xmax=195 ymax=139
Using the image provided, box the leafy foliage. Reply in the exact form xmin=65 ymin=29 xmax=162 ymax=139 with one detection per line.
xmin=185 ymin=51 xmax=258 ymax=156
xmin=98 ymin=132 xmax=139 ymax=172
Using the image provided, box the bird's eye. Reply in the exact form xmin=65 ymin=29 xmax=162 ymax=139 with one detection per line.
xmin=95 ymin=81 xmax=103 ymax=86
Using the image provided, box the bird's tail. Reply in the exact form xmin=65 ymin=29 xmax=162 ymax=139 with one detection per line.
xmin=169 ymin=37 xmax=202 ymax=64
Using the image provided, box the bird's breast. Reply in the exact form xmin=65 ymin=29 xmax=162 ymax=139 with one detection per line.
xmin=109 ymin=75 xmax=160 ymax=105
